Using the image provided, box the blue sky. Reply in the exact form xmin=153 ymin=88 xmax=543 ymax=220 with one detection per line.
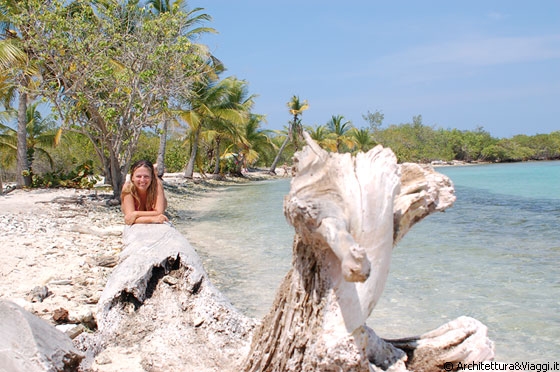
xmin=193 ymin=1 xmax=560 ymax=138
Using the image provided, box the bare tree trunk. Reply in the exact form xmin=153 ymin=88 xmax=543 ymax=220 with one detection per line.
xmin=184 ymin=126 xmax=201 ymax=179
xmin=109 ymin=150 xmax=124 ymax=201
xmin=156 ymin=119 xmax=168 ymax=178
xmin=268 ymin=132 xmax=290 ymax=175
xmin=213 ymin=137 xmax=221 ymax=175
xmin=16 ymin=86 xmax=31 ymax=188
xmin=78 ymin=223 xmax=255 ymax=371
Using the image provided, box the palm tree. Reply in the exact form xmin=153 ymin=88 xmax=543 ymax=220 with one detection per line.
xmin=180 ymin=76 xmax=250 ymax=178
xmin=238 ymin=114 xmax=273 ymax=170
xmin=146 ymin=0 xmax=216 ymax=177
xmin=0 ymin=0 xmax=40 ymax=187
xmin=205 ymin=78 xmax=255 ymax=176
xmin=217 ymin=113 xmax=271 ymax=175
xmin=306 ymin=124 xmax=337 ymax=152
xmin=0 ymin=101 xmax=61 ymax=178
xmin=268 ymin=95 xmax=308 ymax=174
xmin=326 ymin=115 xmax=354 ymax=153
xmin=350 ymin=127 xmax=376 ymax=153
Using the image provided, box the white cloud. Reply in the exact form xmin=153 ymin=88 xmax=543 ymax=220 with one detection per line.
xmin=345 ymin=34 xmax=560 ymax=86
xmin=380 ymin=35 xmax=560 ymax=69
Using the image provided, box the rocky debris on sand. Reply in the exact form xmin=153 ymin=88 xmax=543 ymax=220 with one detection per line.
xmin=0 ymin=299 xmax=84 ymax=372
xmin=0 ymin=189 xmax=124 ymax=339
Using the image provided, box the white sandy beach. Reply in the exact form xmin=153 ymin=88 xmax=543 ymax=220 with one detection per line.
xmin=0 ymin=173 xmax=274 ymax=333
xmin=0 ymin=188 xmax=124 ymax=335
xmin=0 ymin=169 xmax=285 ymax=370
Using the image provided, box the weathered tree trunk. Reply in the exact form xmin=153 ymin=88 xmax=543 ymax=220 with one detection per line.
xmin=156 ymin=119 xmax=169 ymax=178
xmin=383 ymin=316 xmax=495 ymax=371
xmin=184 ymin=125 xmax=201 ymax=179
xmin=16 ymin=83 xmax=31 ymax=188
xmin=268 ymin=126 xmax=291 ymax=175
xmin=244 ymin=133 xmax=493 ymax=371
xmin=76 ymin=223 xmax=255 ymax=371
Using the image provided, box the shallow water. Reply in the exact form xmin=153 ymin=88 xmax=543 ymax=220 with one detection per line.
xmin=176 ymin=161 xmax=560 ymax=363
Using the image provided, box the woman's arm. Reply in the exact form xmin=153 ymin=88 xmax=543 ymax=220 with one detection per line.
xmin=131 ymin=214 xmax=169 ymax=224
xmin=122 ymin=205 xmax=169 ymax=225
xmin=121 ymin=191 xmax=139 ymax=225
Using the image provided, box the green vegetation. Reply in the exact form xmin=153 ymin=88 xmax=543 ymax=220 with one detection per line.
xmin=268 ymin=95 xmax=309 ymax=174
xmin=363 ymin=113 xmax=560 ymax=163
xmin=1 ymin=1 xmax=558 ymax=196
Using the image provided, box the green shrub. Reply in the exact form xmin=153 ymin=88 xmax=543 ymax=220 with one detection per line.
xmin=31 ymin=160 xmax=99 ymax=188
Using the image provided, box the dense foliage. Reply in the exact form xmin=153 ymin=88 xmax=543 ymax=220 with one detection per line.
xmin=31 ymin=160 xmax=98 ymax=188
xmin=366 ymin=115 xmax=560 ymax=163
xmin=0 ymin=1 xmax=558 ymax=193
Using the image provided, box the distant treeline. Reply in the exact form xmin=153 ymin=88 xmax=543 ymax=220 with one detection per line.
xmin=370 ymin=123 xmax=560 ymax=164
xmin=2 ymin=109 xmax=558 ymax=186
xmin=302 ymin=113 xmax=560 ymax=165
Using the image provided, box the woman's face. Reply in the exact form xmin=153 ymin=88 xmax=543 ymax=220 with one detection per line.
xmin=132 ymin=166 xmax=152 ymax=192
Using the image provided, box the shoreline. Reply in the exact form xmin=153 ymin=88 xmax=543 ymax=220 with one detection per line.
xmin=0 ymin=170 xmax=280 ymax=343
xmin=2 ymin=164 xmax=557 ymax=364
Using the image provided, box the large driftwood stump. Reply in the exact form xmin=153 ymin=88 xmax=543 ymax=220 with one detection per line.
xmin=243 ymin=133 xmax=494 ymax=371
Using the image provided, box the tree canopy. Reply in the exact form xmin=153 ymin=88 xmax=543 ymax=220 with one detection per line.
xmin=5 ymin=0 xmax=217 ymax=196
xmin=0 ymin=1 xmax=557 ymax=194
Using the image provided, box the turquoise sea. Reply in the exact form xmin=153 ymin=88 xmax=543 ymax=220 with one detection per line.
xmin=176 ymin=161 xmax=560 ymax=363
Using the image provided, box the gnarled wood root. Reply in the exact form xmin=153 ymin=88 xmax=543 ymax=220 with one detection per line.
xmin=366 ymin=316 xmax=495 ymax=371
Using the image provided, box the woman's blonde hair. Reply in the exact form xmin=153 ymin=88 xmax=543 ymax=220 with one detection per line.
xmin=122 ymin=160 xmax=158 ymax=210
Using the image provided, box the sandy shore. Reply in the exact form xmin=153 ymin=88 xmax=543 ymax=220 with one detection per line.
xmin=0 ymin=188 xmax=124 ymax=333
xmin=0 ymin=169 xmax=281 ymax=367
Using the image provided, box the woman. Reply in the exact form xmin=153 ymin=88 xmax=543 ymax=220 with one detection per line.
xmin=121 ymin=160 xmax=168 ymax=225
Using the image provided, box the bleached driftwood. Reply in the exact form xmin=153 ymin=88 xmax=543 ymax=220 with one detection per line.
xmin=77 ymin=133 xmax=493 ymax=371
xmin=243 ymin=133 xmax=494 ymax=371
xmin=383 ymin=316 xmax=495 ymax=371
xmin=76 ymin=223 xmax=255 ymax=371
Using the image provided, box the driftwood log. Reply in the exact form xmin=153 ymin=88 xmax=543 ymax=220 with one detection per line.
xmin=78 ymin=133 xmax=494 ymax=371
xmin=76 ymin=223 xmax=255 ymax=371
xmin=243 ymin=133 xmax=494 ymax=371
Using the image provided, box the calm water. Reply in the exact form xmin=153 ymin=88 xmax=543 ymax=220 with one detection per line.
xmin=176 ymin=161 xmax=560 ymax=363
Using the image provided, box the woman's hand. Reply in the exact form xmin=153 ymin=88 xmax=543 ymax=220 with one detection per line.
xmin=153 ymin=214 xmax=169 ymax=224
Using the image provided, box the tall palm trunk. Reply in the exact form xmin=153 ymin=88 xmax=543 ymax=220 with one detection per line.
xmin=16 ymin=85 xmax=31 ymax=188
xmin=268 ymin=133 xmax=290 ymax=175
xmin=156 ymin=119 xmax=168 ymax=178
xmin=184 ymin=125 xmax=201 ymax=178
xmin=213 ymin=137 xmax=221 ymax=175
